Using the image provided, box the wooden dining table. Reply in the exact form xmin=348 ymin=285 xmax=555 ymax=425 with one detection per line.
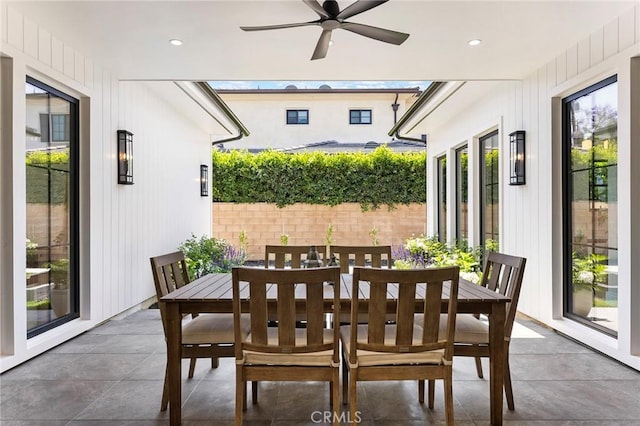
xmin=161 ymin=271 xmax=510 ymax=425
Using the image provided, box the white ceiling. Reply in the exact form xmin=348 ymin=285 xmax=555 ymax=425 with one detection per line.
xmin=7 ymin=1 xmax=636 ymax=82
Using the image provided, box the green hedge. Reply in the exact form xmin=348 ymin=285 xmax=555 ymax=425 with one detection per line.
xmin=211 ymin=146 xmax=427 ymax=210
xmin=26 ymin=150 xmax=70 ymax=204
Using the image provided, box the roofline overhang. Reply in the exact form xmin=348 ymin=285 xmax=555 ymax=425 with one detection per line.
xmin=174 ymin=81 xmax=250 ymax=145
xmin=388 ymin=81 xmax=466 ymax=140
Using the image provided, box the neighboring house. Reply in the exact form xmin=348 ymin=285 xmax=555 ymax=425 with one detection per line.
xmin=215 ymin=86 xmax=422 ymax=151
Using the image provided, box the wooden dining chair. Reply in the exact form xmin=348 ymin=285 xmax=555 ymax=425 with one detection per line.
xmin=329 ymin=245 xmax=392 ymax=274
xmin=341 ymin=266 xmax=460 ymax=425
xmin=150 ymin=251 xmax=250 ymax=411
xmin=330 ymin=245 xmax=393 ymax=323
xmin=418 ymin=251 xmax=526 ymax=411
xmin=264 ymin=244 xmax=327 ymax=268
xmin=232 ymin=266 xmax=341 ymax=426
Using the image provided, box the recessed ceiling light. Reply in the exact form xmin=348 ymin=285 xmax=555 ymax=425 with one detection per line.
xmin=468 ymin=39 xmax=482 ymax=46
xmin=169 ymin=39 xmax=183 ymax=46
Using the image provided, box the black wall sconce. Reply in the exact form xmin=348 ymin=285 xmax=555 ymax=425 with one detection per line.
xmin=117 ymin=130 xmax=134 ymax=185
xmin=509 ymin=130 xmax=526 ymax=185
xmin=200 ymin=164 xmax=209 ymax=196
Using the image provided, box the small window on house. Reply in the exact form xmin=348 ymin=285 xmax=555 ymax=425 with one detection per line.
xmin=286 ymin=109 xmax=308 ymax=124
xmin=350 ymin=109 xmax=372 ymax=124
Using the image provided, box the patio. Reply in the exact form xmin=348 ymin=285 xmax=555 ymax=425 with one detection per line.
xmin=1 ymin=308 xmax=638 ymax=425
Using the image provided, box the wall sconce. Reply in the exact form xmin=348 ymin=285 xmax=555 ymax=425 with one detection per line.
xmin=509 ymin=130 xmax=526 ymax=185
xmin=117 ymin=130 xmax=134 ymax=185
xmin=200 ymin=164 xmax=209 ymax=196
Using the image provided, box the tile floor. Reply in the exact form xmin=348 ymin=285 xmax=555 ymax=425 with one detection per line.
xmin=1 ymin=309 xmax=639 ymax=425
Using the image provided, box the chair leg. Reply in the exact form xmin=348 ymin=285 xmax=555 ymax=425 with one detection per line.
xmin=332 ymin=367 xmax=340 ymax=426
xmin=418 ymin=380 xmax=424 ymax=403
xmin=349 ymin=370 xmax=358 ymax=425
xmin=428 ymin=379 xmax=435 ymax=409
xmin=188 ymin=357 xmax=197 ymax=378
xmin=443 ymin=370 xmax=454 ymax=426
xmin=504 ymin=357 xmax=515 ymax=410
xmin=211 ymin=356 xmax=219 ymax=369
xmin=342 ymin=354 xmax=349 ymax=405
xmin=160 ymin=365 xmax=169 ymax=411
xmin=474 ymin=354 xmax=484 ymax=378
xmin=252 ymin=381 xmax=258 ymax=405
xmin=235 ymin=367 xmax=244 ymax=425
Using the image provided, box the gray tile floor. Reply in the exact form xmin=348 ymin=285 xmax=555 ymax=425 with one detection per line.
xmin=1 ymin=309 xmax=639 ymax=425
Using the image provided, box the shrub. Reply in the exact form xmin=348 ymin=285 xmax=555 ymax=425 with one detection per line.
xmin=179 ymin=234 xmax=247 ymax=278
xmin=211 ymin=145 xmax=426 ymax=210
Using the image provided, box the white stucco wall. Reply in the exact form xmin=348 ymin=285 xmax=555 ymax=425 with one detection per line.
xmin=415 ymin=6 xmax=640 ymax=369
xmin=218 ymin=91 xmax=418 ymax=149
xmin=0 ymin=5 xmax=216 ymax=371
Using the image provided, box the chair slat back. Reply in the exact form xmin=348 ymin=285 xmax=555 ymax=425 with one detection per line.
xmin=150 ymin=251 xmax=191 ymax=335
xmin=480 ymin=251 xmax=527 ymax=338
xmin=349 ymin=266 xmax=459 ymax=361
xmin=264 ymin=245 xmax=328 ymax=268
xmin=232 ymin=266 xmax=340 ymax=357
xmin=329 ymin=245 xmax=392 ymax=274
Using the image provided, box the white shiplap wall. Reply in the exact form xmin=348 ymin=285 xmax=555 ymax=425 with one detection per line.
xmin=419 ymin=5 xmax=640 ymax=369
xmin=1 ymin=4 xmax=214 ymax=371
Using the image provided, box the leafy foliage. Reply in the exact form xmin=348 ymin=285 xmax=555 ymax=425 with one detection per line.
xmin=178 ymin=234 xmax=247 ymax=278
xmin=392 ymin=235 xmax=489 ymax=283
xmin=211 ymin=146 xmax=426 ymax=210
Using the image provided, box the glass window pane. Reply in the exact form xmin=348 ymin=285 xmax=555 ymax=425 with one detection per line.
xmin=564 ymin=76 xmax=617 ymax=334
xmin=456 ymin=146 xmax=468 ymax=242
xmin=26 ymin=79 xmax=77 ymax=335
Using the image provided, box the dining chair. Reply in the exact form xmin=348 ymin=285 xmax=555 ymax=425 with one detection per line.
xmin=150 ymin=251 xmax=250 ymax=411
xmin=232 ymin=266 xmax=341 ymax=426
xmin=329 ymin=245 xmax=392 ymax=274
xmin=418 ymin=251 xmax=526 ymax=411
xmin=329 ymin=245 xmax=393 ymax=323
xmin=264 ymin=244 xmax=327 ymax=268
xmin=341 ymin=266 xmax=460 ymax=425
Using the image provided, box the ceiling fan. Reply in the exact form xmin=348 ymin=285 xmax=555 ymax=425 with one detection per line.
xmin=240 ymin=0 xmax=409 ymax=60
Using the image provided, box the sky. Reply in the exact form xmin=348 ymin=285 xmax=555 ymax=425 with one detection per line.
xmin=208 ymin=80 xmax=431 ymax=90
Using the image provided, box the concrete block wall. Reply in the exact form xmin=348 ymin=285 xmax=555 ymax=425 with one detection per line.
xmin=213 ymin=203 xmax=427 ymax=260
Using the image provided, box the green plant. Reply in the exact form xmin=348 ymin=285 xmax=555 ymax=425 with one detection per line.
xmin=572 ymin=252 xmax=607 ymax=289
xmin=392 ymin=235 xmax=483 ymax=282
xmin=369 ymin=226 xmax=379 ymax=246
xmin=179 ymin=234 xmax=247 ymax=278
xmin=239 ymin=230 xmax=249 ymax=252
xmin=45 ymin=258 xmax=69 ymax=289
xmin=211 ymin=146 xmax=427 ymax=210
xmin=325 ymin=224 xmax=334 ymax=246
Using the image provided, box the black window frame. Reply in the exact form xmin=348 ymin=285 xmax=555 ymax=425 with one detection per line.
xmin=26 ymin=76 xmax=80 ymax=338
xmin=349 ymin=109 xmax=372 ymax=125
xmin=479 ymin=130 xmax=499 ymax=250
xmin=561 ymin=74 xmax=618 ymax=337
xmin=286 ymin=109 xmax=309 ymax=125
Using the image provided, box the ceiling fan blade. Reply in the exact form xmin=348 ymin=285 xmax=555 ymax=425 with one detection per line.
xmin=337 ymin=0 xmax=388 ymax=20
xmin=311 ymin=29 xmax=332 ymax=60
xmin=339 ymin=22 xmax=409 ymax=45
xmin=303 ymin=0 xmax=330 ymax=18
xmin=240 ymin=21 xmax=318 ymax=31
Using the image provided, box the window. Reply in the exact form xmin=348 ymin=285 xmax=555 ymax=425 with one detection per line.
xmin=350 ymin=109 xmax=372 ymax=124
xmin=437 ymin=155 xmax=447 ymax=242
xmin=286 ymin=109 xmax=308 ymax=124
xmin=480 ymin=131 xmax=499 ymax=251
xmin=562 ymin=75 xmax=618 ymax=335
xmin=39 ymin=113 xmax=70 ymax=142
xmin=26 ymin=77 xmax=79 ymax=337
xmin=455 ymin=146 xmax=468 ymax=243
